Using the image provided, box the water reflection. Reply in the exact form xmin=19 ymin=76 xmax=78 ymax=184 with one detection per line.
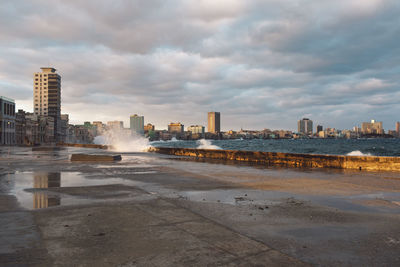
xmin=33 ymin=172 xmax=61 ymax=209
xmin=10 ymin=171 xmax=140 ymax=210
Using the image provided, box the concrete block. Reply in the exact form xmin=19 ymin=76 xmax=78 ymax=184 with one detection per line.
xmin=70 ymin=154 xmax=122 ymax=162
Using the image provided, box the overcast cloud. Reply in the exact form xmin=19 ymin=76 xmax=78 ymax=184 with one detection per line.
xmin=0 ymin=0 xmax=399 ymax=130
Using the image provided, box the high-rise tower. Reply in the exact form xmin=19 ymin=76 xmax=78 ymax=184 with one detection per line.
xmin=207 ymin=112 xmax=220 ymax=133
xmin=130 ymin=114 xmax=144 ymax=135
xmin=34 ymin=67 xmax=61 ymax=141
xmin=298 ymin=118 xmax=313 ymax=135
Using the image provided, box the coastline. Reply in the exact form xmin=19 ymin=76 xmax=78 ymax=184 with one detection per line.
xmin=1 ymin=146 xmax=400 ymax=266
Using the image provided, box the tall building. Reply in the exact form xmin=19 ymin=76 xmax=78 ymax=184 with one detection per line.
xmin=361 ymin=120 xmax=383 ymax=135
xmin=298 ymin=118 xmax=313 ymax=135
xmin=207 ymin=112 xmax=220 ymax=133
xmin=396 ymin=122 xmax=400 ymax=137
xmin=168 ymin=122 xmax=184 ymax=134
xmin=34 ymin=67 xmax=61 ymax=141
xmin=316 ymin=125 xmax=323 ymax=133
xmin=130 ymin=114 xmax=144 ymax=135
xmin=0 ymin=96 xmax=16 ymax=145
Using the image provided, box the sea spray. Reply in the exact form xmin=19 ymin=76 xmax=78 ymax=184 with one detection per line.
xmin=346 ymin=150 xmax=372 ymax=156
xmin=196 ymin=139 xmax=221 ymax=150
xmin=94 ymin=129 xmax=151 ymax=152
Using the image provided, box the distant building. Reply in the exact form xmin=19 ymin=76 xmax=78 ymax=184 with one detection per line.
xmin=168 ymin=122 xmax=184 ymax=134
xmin=66 ymin=124 xmax=93 ymax=144
xmin=208 ymin=112 xmax=220 ymax=133
xmin=0 ymin=96 xmax=16 ymax=145
xmin=16 ymin=111 xmax=40 ymax=145
xmin=107 ymin=121 xmax=123 ymax=130
xmin=34 ymin=67 xmax=62 ymax=142
xmin=361 ymin=120 xmax=383 ymax=135
xmin=92 ymin=121 xmax=105 ymax=134
xmin=144 ymin=123 xmax=155 ymax=133
xmin=396 ymin=122 xmax=400 ymax=137
xmin=60 ymin=114 xmax=69 ymax=142
xmin=298 ymin=118 xmax=313 ymax=135
xmin=187 ymin=125 xmax=205 ymax=134
xmin=130 ymin=114 xmax=144 ymax=135
xmin=316 ymin=125 xmax=323 ymax=133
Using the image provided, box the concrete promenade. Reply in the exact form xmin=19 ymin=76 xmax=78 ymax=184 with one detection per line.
xmin=1 ymin=147 xmax=400 ymax=266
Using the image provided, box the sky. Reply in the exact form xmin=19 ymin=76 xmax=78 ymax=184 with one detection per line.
xmin=0 ymin=0 xmax=399 ymax=131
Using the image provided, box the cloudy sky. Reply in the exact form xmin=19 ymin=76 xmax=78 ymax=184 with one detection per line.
xmin=1 ymin=0 xmax=399 ymax=131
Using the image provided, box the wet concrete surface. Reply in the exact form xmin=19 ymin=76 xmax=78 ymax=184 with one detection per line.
xmin=1 ymin=146 xmax=400 ymax=266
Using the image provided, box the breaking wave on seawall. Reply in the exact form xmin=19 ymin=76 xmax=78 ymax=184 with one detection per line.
xmin=346 ymin=150 xmax=372 ymax=156
xmin=196 ymin=139 xmax=221 ymax=150
xmin=94 ymin=129 xmax=151 ymax=152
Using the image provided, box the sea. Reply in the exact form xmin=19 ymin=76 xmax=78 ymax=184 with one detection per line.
xmin=150 ymin=138 xmax=400 ymax=157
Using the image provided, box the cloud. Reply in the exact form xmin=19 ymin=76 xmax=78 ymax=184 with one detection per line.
xmin=0 ymin=0 xmax=399 ymax=131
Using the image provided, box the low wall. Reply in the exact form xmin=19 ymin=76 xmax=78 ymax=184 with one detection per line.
xmin=57 ymin=143 xmax=108 ymax=150
xmin=152 ymin=147 xmax=400 ymax=172
xmin=70 ymin=153 xmax=121 ymax=162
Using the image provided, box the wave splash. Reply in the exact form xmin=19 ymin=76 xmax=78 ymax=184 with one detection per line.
xmin=196 ymin=139 xmax=221 ymax=150
xmin=94 ymin=129 xmax=151 ymax=152
xmin=346 ymin=150 xmax=372 ymax=156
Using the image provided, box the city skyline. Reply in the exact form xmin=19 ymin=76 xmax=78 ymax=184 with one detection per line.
xmin=1 ymin=1 xmax=400 ymax=131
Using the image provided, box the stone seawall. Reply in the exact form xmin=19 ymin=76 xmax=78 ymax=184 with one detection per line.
xmin=152 ymin=147 xmax=400 ymax=172
xmin=57 ymin=143 xmax=108 ymax=149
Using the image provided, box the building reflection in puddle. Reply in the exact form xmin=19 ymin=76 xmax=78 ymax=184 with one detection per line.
xmin=33 ymin=172 xmax=61 ymax=209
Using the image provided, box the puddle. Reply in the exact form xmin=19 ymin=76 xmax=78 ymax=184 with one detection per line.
xmin=6 ymin=172 xmax=151 ymax=210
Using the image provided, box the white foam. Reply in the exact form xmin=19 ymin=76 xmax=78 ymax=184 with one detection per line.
xmin=196 ymin=139 xmax=221 ymax=150
xmin=94 ymin=129 xmax=151 ymax=152
xmin=346 ymin=150 xmax=372 ymax=156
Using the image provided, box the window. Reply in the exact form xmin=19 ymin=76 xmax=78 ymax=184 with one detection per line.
xmin=35 ymin=83 xmax=38 ymax=85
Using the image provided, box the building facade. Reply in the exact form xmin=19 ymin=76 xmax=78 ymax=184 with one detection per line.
xmin=298 ymin=118 xmax=313 ymax=135
xmin=187 ymin=125 xmax=205 ymax=134
xmin=0 ymin=96 xmax=16 ymax=145
xmin=34 ymin=67 xmax=61 ymax=142
xmin=207 ymin=112 xmax=220 ymax=133
xmin=361 ymin=120 xmax=383 ymax=135
xmin=130 ymin=114 xmax=144 ymax=135
xmin=107 ymin=121 xmax=124 ymax=130
xmin=396 ymin=122 xmax=400 ymax=137
xmin=144 ymin=123 xmax=155 ymax=133
xmin=168 ymin=122 xmax=184 ymax=134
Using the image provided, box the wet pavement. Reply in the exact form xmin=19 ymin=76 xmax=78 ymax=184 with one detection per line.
xmin=1 ymin=146 xmax=400 ymax=266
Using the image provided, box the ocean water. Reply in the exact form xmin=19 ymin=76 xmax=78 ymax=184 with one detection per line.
xmin=150 ymin=138 xmax=400 ymax=157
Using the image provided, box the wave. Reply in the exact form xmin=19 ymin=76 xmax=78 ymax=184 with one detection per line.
xmin=196 ymin=139 xmax=221 ymax=150
xmin=94 ymin=129 xmax=150 ymax=152
xmin=346 ymin=150 xmax=372 ymax=156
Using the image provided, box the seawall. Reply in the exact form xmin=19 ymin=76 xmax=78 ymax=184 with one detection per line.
xmin=152 ymin=147 xmax=400 ymax=172
xmin=57 ymin=143 xmax=109 ymax=149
